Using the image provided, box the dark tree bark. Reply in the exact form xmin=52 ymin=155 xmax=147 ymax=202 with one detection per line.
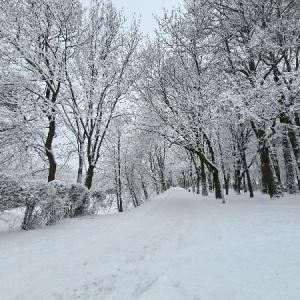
xmin=240 ymin=150 xmax=254 ymax=198
xmin=85 ymin=165 xmax=95 ymax=190
xmin=114 ymin=133 xmax=123 ymax=212
xmin=141 ymin=180 xmax=149 ymax=201
xmin=213 ymin=170 xmax=223 ymax=200
xmin=45 ymin=117 xmax=57 ymax=182
xmin=260 ymin=144 xmax=278 ymax=198
xmin=282 ymin=131 xmax=296 ymax=193
xmin=189 ymin=162 xmax=195 ymax=193
xmin=234 ymin=159 xmax=241 ymax=195
xmin=217 ymin=133 xmax=230 ymax=195
xmin=125 ymin=163 xmax=139 ymax=207
xmin=196 ymin=151 xmax=222 ymax=200
xmin=224 ymin=174 xmax=230 ymax=196
xmin=196 ymin=170 xmax=201 ymax=194
xmin=280 ymin=113 xmax=300 ymax=183
xmin=44 ymin=86 xmax=60 ymax=182
xmin=251 ymin=121 xmax=280 ymax=198
xmin=181 ymin=171 xmax=187 ymax=189
xmin=77 ymin=140 xmax=85 ymax=183
xmin=207 ymin=171 xmax=213 ymax=193
xmin=201 ymin=160 xmax=208 ymax=196
xmin=190 ymin=152 xmax=201 ymax=194
xmin=127 ymin=177 xmax=139 ymax=207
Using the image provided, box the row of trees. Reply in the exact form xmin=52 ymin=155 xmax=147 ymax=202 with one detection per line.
xmin=137 ymin=0 xmax=300 ymax=199
xmin=1 ymin=0 xmax=299 ymax=212
xmin=1 ymin=0 xmax=140 ymax=189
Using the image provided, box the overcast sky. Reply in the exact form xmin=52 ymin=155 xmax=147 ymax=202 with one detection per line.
xmin=80 ymin=0 xmax=183 ymax=36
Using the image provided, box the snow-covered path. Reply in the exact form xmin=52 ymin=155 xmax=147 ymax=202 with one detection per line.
xmin=1 ymin=187 xmax=300 ymax=300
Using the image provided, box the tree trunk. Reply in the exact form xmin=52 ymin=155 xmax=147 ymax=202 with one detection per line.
xmin=116 ymin=134 xmax=122 ymax=212
xmin=45 ymin=117 xmax=56 ymax=182
xmin=282 ymin=130 xmax=297 ymax=193
xmin=294 ymin=112 xmax=300 ymax=134
xmin=158 ymin=166 xmax=166 ymax=192
xmin=149 ymin=153 xmax=160 ymax=194
xmin=242 ymin=174 xmax=246 ymax=192
xmin=189 ymin=162 xmax=195 ymax=193
xmin=269 ymin=146 xmax=283 ymax=197
xmin=196 ymin=168 xmax=201 ymax=194
xmin=125 ymin=164 xmax=139 ymax=207
xmin=117 ymin=192 xmax=123 ymax=212
xmin=297 ymin=174 xmax=300 ymax=192
xmin=167 ymin=170 xmax=173 ymax=189
xmin=213 ymin=170 xmax=223 ymax=201
xmin=269 ymin=147 xmax=282 ymax=187
xmin=201 ymin=160 xmax=208 ymax=196
xmin=181 ymin=171 xmax=187 ymax=189
xmin=218 ymin=133 xmax=229 ymax=195
xmin=198 ymin=152 xmax=222 ymax=200
xmin=235 ymin=159 xmax=241 ymax=195
xmin=190 ymin=152 xmax=201 ymax=194
xmin=77 ymin=140 xmax=84 ymax=183
xmin=128 ymin=179 xmax=139 ymax=207
xmin=260 ymin=144 xmax=278 ymax=198
xmin=207 ymin=171 xmax=213 ymax=193
xmin=224 ymin=173 xmax=230 ymax=195
xmin=141 ymin=181 xmax=149 ymax=201
xmin=287 ymin=122 xmax=300 ymax=173
xmin=153 ymin=178 xmax=159 ymax=195
xmin=280 ymin=113 xmax=300 ymax=174
xmin=85 ymin=164 xmax=95 ymax=190
xmin=240 ymin=150 xmax=254 ymax=197
xmin=245 ymin=168 xmax=254 ymax=197
xmin=44 ymin=49 xmax=60 ymax=182
xmin=114 ymin=166 xmax=122 ymax=212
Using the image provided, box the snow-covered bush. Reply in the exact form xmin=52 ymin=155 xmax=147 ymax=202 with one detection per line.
xmin=1 ymin=176 xmax=93 ymax=230
xmin=66 ymin=184 xmax=91 ymax=217
xmin=0 ymin=174 xmax=23 ymax=211
xmin=90 ymin=190 xmax=106 ymax=214
xmin=0 ymin=174 xmax=24 ymax=230
xmin=49 ymin=180 xmax=71 ymax=218
xmin=0 ymin=177 xmax=68 ymax=230
xmin=20 ymin=180 xmax=62 ymax=230
xmin=50 ymin=181 xmax=92 ymax=218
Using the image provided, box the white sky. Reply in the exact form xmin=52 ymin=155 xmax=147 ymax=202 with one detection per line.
xmin=80 ymin=0 xmax=183 ymax=36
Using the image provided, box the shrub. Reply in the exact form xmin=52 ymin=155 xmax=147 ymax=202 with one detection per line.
xmin=1 ymin=176 xmax=92 ymax=230
xmin=49 ymin=180 xmax=70 ymax=218
xmin=67 ymin=183 xmax=90 ymax=218
xmin=0 ymin=174 xmax=23 ymax=212
xmin=90 ymin=190 xmax=106 ymax=214
xmin=20 ymin=180 xmax=60 ymax=230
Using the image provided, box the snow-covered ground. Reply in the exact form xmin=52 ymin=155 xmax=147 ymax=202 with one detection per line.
xmin=1 ymin=187 xmax=300 ymax=300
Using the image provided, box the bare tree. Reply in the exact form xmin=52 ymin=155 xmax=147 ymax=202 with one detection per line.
xmin=0 ymin=0 xmax=83 ymax=181
xmin=63 ymin=0 xmax=140 ymax=189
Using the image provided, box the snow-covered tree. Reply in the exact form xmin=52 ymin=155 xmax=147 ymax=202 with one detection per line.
xmin=137 ymin=1 xmax=224 ymax=200
xmin=0 ymin=0 xmax=83 ymax=181
xmin=62 ymin=0 xmax=141 ymax=189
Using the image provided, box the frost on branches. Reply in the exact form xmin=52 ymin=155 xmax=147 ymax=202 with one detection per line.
xmin=0 ymin=176 xmax=93 ymax=230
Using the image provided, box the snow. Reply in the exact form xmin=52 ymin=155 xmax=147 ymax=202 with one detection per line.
xmin=1 ymin=187 xmax=300 ymax=300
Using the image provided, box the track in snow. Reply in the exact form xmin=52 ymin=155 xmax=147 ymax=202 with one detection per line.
xmin=1 ymin=187 xmax=300 ymax=300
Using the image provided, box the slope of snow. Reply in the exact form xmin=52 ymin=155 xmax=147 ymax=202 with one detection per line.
xmin=1 ymin=187 xmax=300 ymax=300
